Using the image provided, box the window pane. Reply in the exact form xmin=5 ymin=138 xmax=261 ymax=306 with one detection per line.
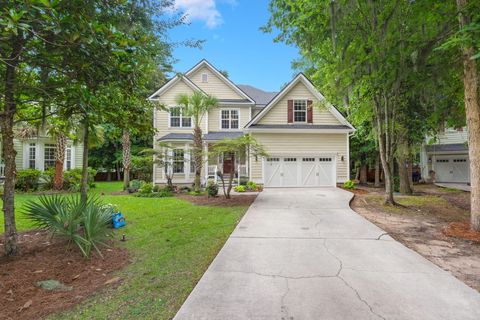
xmin=221 ymin=120 xmax=230 ymax=129
xmin=66 ymin=147 xmax=72 ymax=170
xmin=231 ymin=120 xmax=239 ymax=129
xmin=173 ymin=150 xmax=184 ymax=173
xmin=231 ymin=110 xmax=238 ymax=119
xmin=170 ymin=107 xmax=180 ymax=116
xmin=29 ymin=143 xmax=36 ymax=169
xmin=221 ymin=110 xmax=229 ymax=119
xmin=170 ymin=118 xmax=180 ymax=127
xmin=44 ymin=144 xmax=56 ymax=169
xmin=182 ymin=117 xmax=191 ymax=127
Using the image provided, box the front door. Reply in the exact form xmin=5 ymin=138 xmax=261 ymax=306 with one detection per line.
xmin=223 ymin=153 xmax=235 ymax=174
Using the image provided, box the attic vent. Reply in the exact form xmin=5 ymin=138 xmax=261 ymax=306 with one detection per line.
xmin=201 ymin=73 xmax=208 ymax=83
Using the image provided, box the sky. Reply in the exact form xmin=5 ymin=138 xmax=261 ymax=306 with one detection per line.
xmin=167 ymin=0 xmax=299 ymax=92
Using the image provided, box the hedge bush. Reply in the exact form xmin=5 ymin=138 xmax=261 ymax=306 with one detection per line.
xmin=16 ymin=169 xmax=42 ymax=191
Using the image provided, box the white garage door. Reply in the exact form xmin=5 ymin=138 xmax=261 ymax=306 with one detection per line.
xmin=435 ymin=156 xmax=470 ymax=183
xmin=264 ymin=156 xmax=335 ymax=187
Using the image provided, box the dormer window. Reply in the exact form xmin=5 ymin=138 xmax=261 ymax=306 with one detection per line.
xmin=293 ymin=100 xmax=307 ymax=122
xmin=201 ymin=73 xmax=208 ymax=83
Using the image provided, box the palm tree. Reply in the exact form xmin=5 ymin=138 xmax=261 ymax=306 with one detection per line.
xmin=176 ymin=91 xmax=218 ymax=193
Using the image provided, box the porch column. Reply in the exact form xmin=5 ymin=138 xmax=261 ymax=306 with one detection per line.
xmin=203 ymin=142 xmax=209 ymax=184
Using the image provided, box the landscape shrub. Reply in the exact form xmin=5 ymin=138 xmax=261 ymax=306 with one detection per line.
xmin=138 ymin=182 xmax=153 ymax=194
xmin=343 ymin=180 xmax=355 ymax=190
xmin=23 ymin=195 xmax=113 ymax=258
xmin=40 ymin=168 xmax=56 ymax=190
xmin=246 ymin=181 xmax=257 ymax=191
xmin=206 ymin=179 xmax=219 ymax=197
xmin=153 ymin=185 xmax=161 ymax=192
xmin=234 ymin=185 xmax=246 ymax=192
xmin=15 ymin=169 xmax=42 ymax=191
xmin=131 ymin=155 xmax=153 ymax=181
xmin=129 ymin=179 xmax=144 ymax=192
xmin=64 ymin=168 xmax=97 ymax=191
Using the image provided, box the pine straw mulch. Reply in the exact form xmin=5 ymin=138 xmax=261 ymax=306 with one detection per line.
xmin=443 ymin=222 xmax=480 ymax=243
xmin=176 ymin=193 xmax=258 ymax=207
xmin=0 ymin=231 xmax=129 ymax=320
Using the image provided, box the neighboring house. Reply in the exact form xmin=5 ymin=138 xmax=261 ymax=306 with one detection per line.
xmin=419 ymin=127 xmax=469 ymax=183
xmin=148 ymin=59 xmax=355 ymax=187
xmin=0 ymin=135 xmax=83 ymax=178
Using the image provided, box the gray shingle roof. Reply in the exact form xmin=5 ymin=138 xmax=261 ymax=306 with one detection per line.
xmin=425 ymin=143 xmax=468 ymax=152
xmin=158 ymin=132 xmax=244 ymax=142
xmin=157 ymin=133 xmax=193 ymax=141
xmin=249 ymin=124 xmax=353 ymax=130
xmin=237 ymin=84 xmax=277 ymax=107
xmin=204 ymin=131 xmax=244 ymax=141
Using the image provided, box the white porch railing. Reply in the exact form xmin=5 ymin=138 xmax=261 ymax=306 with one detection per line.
xmin=207 ymin=165 xmax=218 ymax=183
xmin=206 ymin=164 xmax=248 ymax=185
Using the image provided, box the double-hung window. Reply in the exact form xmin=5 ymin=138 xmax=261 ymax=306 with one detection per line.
xmin=221 ymin=109 xmax=239 ymax=129
xmin=170 ymin=107 xmax=191 ymax=128
xmin=293 ymin=100 xmax=307 ymax=122
xmin=28 ymin=143 xmax=36 ymax=169
xmin=44 ymin=144 xmax=56 ymax=169
xmin=66 ymin=146 xmax=72 ymax=170
xmin=172 ymin=149 xmax=185 ymax=174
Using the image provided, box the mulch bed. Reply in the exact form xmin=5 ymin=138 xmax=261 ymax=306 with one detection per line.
xmin=0 ymin=231 xmax=129 ymax=320
xmin=443 ymin=222 xmax=480 ymax=243
xmin=176 ymin=194 xmax=257 ymax=207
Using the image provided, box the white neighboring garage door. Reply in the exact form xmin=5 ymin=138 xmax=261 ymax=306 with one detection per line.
xmin=435 ymin=155 xmax=470 ymax=183
xmin=264 ymin=156 xmax=335 ymax=187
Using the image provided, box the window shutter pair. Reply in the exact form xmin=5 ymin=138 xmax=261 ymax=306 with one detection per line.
xmin=287 ymin=99 xmax=313 ymax=123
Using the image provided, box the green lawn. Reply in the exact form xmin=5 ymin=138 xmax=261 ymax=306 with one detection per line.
xmin=1 ymin=181 xmax=248 ymax=319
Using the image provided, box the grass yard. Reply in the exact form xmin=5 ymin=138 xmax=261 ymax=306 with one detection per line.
xmin=1 ymin=182 xmax=250 ymax=319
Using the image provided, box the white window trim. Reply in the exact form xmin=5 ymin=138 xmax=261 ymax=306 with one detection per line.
xmin=201 ymin=73 xmax=208 ymax=83
xmin=44 ymin=143 xmax=56 ymax=170
xmin=23 ymin=142 xmax=39 ymax=170
xmin=64 ymin=145 xmax=75 ymax=170
xmin=219 ymin=108 xmax=241 ymax=131
xmin=168 ymin=106 xmax=192 ymax=129
xmin=293 ymin=99 xmax=308 ymax=123
xmin=172 ymin=148 xmax=186 ymax=174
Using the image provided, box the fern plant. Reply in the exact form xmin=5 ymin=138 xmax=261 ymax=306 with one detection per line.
xmin=23 ymin=196 xmax=113 ymax=258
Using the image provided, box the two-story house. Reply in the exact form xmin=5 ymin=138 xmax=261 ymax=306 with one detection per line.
xmin=420 ymin=128 xmax=469 ymax=183
xmin=148 ymin=60 xmax=355 ymax=187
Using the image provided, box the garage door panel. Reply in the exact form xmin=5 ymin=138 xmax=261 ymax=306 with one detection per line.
xmin=435 ymin=156 xmax=470 ymax=183
xmin=301 ymin=158 xmax=317 ymax=186
xmin=264 ymin=156 xmax=335 ymax=187
xmin=283 ymin=158 xmax=298 ymax=187
xmin=265 ymin=158 xmax=282 ymax=187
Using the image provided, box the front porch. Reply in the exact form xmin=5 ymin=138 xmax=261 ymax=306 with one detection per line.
xmin=204 ymin=142 xmax=249 ymax=186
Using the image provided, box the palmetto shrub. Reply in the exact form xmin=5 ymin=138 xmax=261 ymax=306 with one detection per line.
xmin=23 ymin=196 xmax=113 ymax=258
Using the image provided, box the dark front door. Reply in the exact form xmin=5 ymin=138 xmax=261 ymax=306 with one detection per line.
xmin=223 ymin=153 xmax=235 ymax=174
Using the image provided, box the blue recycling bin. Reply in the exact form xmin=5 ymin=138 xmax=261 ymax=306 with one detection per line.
xmin=111 ymin=212 xmax=126 ymax=229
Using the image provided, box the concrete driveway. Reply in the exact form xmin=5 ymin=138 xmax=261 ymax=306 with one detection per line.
xmin=174 ymin=188 xmax=480 ymax=320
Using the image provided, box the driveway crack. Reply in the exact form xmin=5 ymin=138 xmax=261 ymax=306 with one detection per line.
xmin=323 ymin=239 xmax=387 ymax=320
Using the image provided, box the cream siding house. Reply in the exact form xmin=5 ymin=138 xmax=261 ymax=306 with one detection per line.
xmin=149 ymin=60 xmax=354 ymax=187
xmin=0 ymin=136 xmax=83 ymax=178
xmin=420 ymin=128 xmax=469 ymax=183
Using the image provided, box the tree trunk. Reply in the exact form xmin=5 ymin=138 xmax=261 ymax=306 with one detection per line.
xmin=53 ymin=133 xmax=67 ymax=190
xmin=1 ymin=33 xmax=22 ymax=256
xmin=122 ymin=130 xmax=131 ymax=190
xmin=457 ymin=0 xmax=480 ymax=230
xmin=80 ymin=124 xmax=89 ymax=203
xmin=359 ymin=163 xmax=367 ymax=184
xmin=408 ymin=157 xmax=414 ymax=189
xmin=374 ymin=153 xmax=381 ymax=187
xmin=373 ymin=97 xmax=396 ymax=205
xmin=397 ymin=156 xmax=413 ymax=195
xmin=193 ymin=126 xmax=203 ymax=193
xmin=1 ymin=114 xmax=18 ymax=256
xmin=226 ymin=165 xmax=235 ymax=199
